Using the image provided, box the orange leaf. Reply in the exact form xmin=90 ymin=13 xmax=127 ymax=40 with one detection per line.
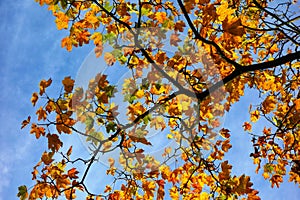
xmin=68 ymin=168 xmax=79 ymax=179
xmin=243 ymin=122 xmax=252 ymax=131
xmin=39 ymin=78 xmax=52 ymax=95
xmin=294 ymin=98 xmax=300 ymax=111
xmin=36 ymin=106 xmax=47 ymax=121
xmin=219 ymin=128 xmax=230 ymax=138
xmin=155 ymin=12 xmax=167 ymax=23
xmin=21 ymin=116 xmax=31 ymax=129
xmin=54 ymin=12 xmax=69 ymax=30
xmin=31 ymin=92 xmax=39 ymax=106
xmin=61 ymin=37 xmax=73 ymax=51
xmin=41 ymin=152 xmax=54 ymax=165
xmin=30 ymin=123 xmax=45 ymax=139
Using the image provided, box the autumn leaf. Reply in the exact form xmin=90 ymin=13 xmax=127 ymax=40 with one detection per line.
xmin=250 ymin=110 xmax=260 ymax=122
xmin=61 ymin=37 xmax=73 ymax=51
xmin=223 ymin=18 xmax=245 ymax=36
xmin=54 ymin=12 xmax=69 ymax=30
xmin=62 ymin=76 xmax=75 ymax=93
xmin=30 ymin=123 xmax=45 ymax=139
xmin=95 ymin=44 xmax=103 ymax=58
xmin=128 ymin=135 xmax=152 ymax=145
xmin=31 ymin=92 xmax=39 ymax=106
xmin=243 ymin=122 xmax=252 ymax=131
xmin=294 ymin=98 xmax=300 ymax=112
xmin=68 ymin=168 xmax=79 ymax=179
xmin=170 ymin=33 xmax=182 ymax=46
xmin=104 ymin=52 xmax=116 ymax=66
xmin=155 ymin=12 xmax=167 ymax=23
xmin=262 ymin=95 xmax=277 ymax=114
xmin=36 ymin=106 xmax=47 ymax=121
xmin=39 ymin=78 xmax=52 ymax=95
xmin=220 ymin=128 xmax=230 ymax=138
xmin=67 ymin=146 xmax=73 ymax=157
xmin=47 ymin=134 xmax=63 ymax=152
xmin=21 ymin=116 xmax=31 ymax=129
xmin=41 ymin=151 xmax=54 ymax=165
xmin=174 ymin=20 xmax=186 ymax=32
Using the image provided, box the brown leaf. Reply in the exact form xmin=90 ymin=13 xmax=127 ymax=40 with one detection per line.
xmin=21 ymin=116 xmax=31 ymax=129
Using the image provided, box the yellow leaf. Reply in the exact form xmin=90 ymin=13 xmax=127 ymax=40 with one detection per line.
xmin=54 ymin=12 xmax=69 ymax=30
xmin=262 ymin=96 xmax=277 ymax=114
xmin=155 ymin=12 xmax=167 ymax=23
xmin=167 ymin=134 xmax=173 ymax=139
xmin=269 ymin=44 xmax=279 ymax=54
xmin=135 ymin=89 xmax=144 ymax=98
xmin=250 ymin=110 xmax=260 ymax=122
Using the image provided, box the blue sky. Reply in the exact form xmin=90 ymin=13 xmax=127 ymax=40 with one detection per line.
xmin=0 ymin=0 xmax=299 ymax=199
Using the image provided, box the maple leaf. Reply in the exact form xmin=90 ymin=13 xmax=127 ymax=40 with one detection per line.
xmin=47 ymin=133 xmax=63 ymax=152
xmin=174 ymin=20 xmax=186 ymax=32
xmin=294 ymin=99 xmax=300 ymax=112
xmin=30 ymin=123 xmax=45 ymax=139
xmin=41 ymin=151 xmax=54 ymax=165
xmin=128 ymin=135 xmax=152 ymax=145
xmin=21 ymin=116 xmax=31 ymax=129
xmin=61 ymin=37 xmax=73 ymax=51
xmin=262 ymin=95 xmax=277 ymax=114
xmin=39 ymin=78 xmax=52 ymax=95
xmin=36 ymin=106 xmax=47 ymax=121
xmin=104 ymin=52 xmax=116 ymax=66
xmin=221 ymin=140 xmax=232 ymax=152
xmin=170 ymin=33 xmax=182 ymax=46
xmin=31 ymin=92 xmax=39 ymax=106
xmin=250 ymin=110 xmax=260 ymax=122
xmin=220 ymin=128 xmax=230 ymax=138
xmin=155 ymin=12 xmax=167 ymax=23
xmin=54 ymin=12 xmax=69 ymax=30
xmin=68 ymin=168 xmax=79 ymax=179
xmin=17 ymin=185 xmax=28 ymax=200
xmin=243 ymin=122 xmax=252 ymax=131
xmin=62 ymin=76 xmax=75 ymax=93
xmin=95 ymin=44 xmax=103 ymax=58
xmin=223 ymin=18 xmax=245 ymax=36
xmin=270 ymin=174 xmax=283 ymax=188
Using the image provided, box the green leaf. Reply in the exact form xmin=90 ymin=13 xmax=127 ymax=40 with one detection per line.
xmin=17 ymin=185 xmax=28 ymax=200
xmin=106 ymin=122 xmax=116 ymax=133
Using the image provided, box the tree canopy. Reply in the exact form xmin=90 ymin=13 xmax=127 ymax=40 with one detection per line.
xmin=19 ymin=0 xmax=300 ymax=199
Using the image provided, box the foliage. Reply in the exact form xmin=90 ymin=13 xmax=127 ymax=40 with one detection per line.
xmin=20 ymin=0 xmax=300 ymax=199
